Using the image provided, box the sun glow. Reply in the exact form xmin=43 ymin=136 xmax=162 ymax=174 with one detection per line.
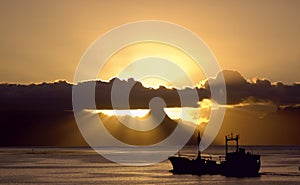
xmin=139 ymin=76 xmax=173 ymax=89
xmin=98 ymin=42 xmax=206 ymax=89
xmin=199 ymin=99 xmax=212 ymax=109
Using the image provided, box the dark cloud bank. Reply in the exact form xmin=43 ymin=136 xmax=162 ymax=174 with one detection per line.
xmin=206 ymin=70 xmax=300 ymax=106
xmin=0 ymin=70 xmax=299 ymax=146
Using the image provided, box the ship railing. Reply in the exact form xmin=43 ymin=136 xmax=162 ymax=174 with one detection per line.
xmin=201 ymin=154 xmax=226 ymax=163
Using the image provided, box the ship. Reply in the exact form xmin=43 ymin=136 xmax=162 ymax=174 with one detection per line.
xmin=168 ymin=132 xmax=261 ymax=177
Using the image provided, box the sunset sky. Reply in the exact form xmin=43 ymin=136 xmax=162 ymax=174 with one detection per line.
xmin=0 ymin=1 xmax=300 ymax=146
xmin=1 ymin=0 xmax=300 ymax=85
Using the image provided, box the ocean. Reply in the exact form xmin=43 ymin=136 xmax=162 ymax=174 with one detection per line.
xmin=0 ymin=146 xmax=299 ymax=185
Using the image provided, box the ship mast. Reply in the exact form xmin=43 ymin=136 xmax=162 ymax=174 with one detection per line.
xmin=197 ymin=130 xmax=201 ymax=159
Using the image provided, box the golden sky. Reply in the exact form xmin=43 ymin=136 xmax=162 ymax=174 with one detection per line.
xmin=1 ymin=0 xmax=300 ymax=85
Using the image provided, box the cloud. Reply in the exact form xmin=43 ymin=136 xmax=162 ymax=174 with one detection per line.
xmin=0 ymin=70 xmax=299 ymax=111
xmin=0 ymin=78 xmax=210 ymax=110
xmin=0 ymin=71 xmax=299 ymax=146
xmin=0 ymin=68 xmax=299 ymax=115
xmin=0 ymin=78 xmax=207 ymax=146
xmin=0 ymin=80 xmax=73 ymax=110
xmin=206 ymin=70 xmax=300 ymax=107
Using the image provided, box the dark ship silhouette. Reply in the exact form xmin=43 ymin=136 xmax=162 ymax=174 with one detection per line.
xmin=168 ymin=132 xmax=261 ymax=177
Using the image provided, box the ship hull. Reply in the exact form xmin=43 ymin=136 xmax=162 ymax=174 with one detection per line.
xmin=168 ymin=156 xmax=220 ymax=175
xmin=168 ymin=155 xmax=260 ymax=177
xmin=221 ymin=154 xmax=261 ymax=177
xmin=168 ymin=134 xmax=261 ymax=177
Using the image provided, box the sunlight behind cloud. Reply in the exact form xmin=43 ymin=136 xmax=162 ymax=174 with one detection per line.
xmin=98 ymin=42 xmax=206 ymax=89
xmin=85 ymin=104 xmax=211 ymax=126
xmin=139 ymin=76 xmax=173 ymax=89
xmin=86 ymin=109 xmax=150 ymax=117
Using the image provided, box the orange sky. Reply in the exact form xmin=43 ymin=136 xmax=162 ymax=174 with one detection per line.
xmin=1 ymin=0 xmax=300 ymax=85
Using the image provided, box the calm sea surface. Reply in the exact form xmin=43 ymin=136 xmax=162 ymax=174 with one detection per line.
xmin=0 ymin=146 xmax=299 ymax=185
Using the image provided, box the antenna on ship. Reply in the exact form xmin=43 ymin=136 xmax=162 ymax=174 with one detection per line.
xmin=197 ymin=130 xmax=201 ymax=159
